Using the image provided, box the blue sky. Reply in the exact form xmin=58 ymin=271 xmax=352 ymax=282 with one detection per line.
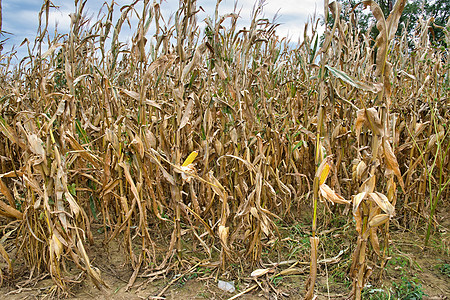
xmin=2 ymin=0 xmax=324 ymax=59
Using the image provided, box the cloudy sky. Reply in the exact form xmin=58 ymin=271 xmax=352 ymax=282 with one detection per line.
xmin=2 ymin=0 xmax=324 ymax=59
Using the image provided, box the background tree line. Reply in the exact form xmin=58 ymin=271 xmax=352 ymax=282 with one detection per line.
xmin=338 ymin=0 xmax=449 ymax=48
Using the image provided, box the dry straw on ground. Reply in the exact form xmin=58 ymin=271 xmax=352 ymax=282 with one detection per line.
xmin=0 ymin=0 xmax=448 ymax=298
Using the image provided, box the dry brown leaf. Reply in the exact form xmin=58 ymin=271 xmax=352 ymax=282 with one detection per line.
xmin=362 ymin=1 xmax=387 ymax=75
xmin=260 ymin=214 xmax=271 ymax=236
xmin=0 ymin=196 xmax=23 ymax=219
xmin=361 ymin=175 xmax=376 ymax=193
xmin=368 ymin=192 xmax=395 ymax=216
xmin=279 ymin=268 xmax=304 ymax=276
xmin=208 ymin=171 xmax=226 ymax=200
xmin=355 ymin=108 xmax=383 ymax=137
xmin=27 ymin=134 xmax=46 ymax=162
xmin=319 ymin=0 xmax=341 ymax=54
xmin=181 ymin=43 xmax=207 ymax=84
xmin=147 ymin=54 xmax=177 ymax=74
xmin=50 ymin=233 xmax=63 ymax=261
xmin=0 ymin=241 xmax=12 ymax=275
xmin=353 ymin=204 xmax=363 ymax=234
xmin=22 ymin=175 xmax=43 ymax=200
xmin=77 ymin=239 xmax=107 ymax=288
xmin=353 ymin=192 xmax=367 ymax=213
xmin=130 ymin=135 xmax=144 ymax=158
xmin=250 ymin=268 xmax=272 ymax=277
xmin=427 ymin=129 xmax=445 ymax=151
xmin=368 ymin=204 xmax=381 ymax=222
xmin=105 ymin=128 xmax=120 ymax=152
xmin=369 ymin=228 xmax=381 ymax=256
xmin=66 ymin=132 xmax=102 ymax=169
xmin=214 ymin=139 xmax=223 ymax=156
xmin=0 ymin=119 xmax=23 ymax=147
xmin=230 ymin=128 xmax=238 ymax=145
xmin=355 ymin=109 xmax=367 ymax=137
xmin=215 ymin=63 xmax=227 ymax=80
xmin=319 ymin=183 xmax=350 ymax=205
xmin=365 ymin=108 xmax=383 ymax=136
xmin=353 ymin=160 xmax=367 ymax=182
xmin=383 ymin=139 xmax=405 ymax=191
xmin=119 ymin=162 xmax=143 ymax=228
xmin=148 ymin=149 xmax=176 ymax=185
xmin=250 ymin=207 xmax=259 ymax=219
xmin=64 ymin=191 xmax=81 ymax=217
xmin=143 ymin=128 xmax=157 ymax=149
xmin=0 ymin=178 xmax=15 ymax=207
xmin=218 ymin=225 xmax=229 ymax=247
xmin=386 ymin=0 xmax=408 ymax=41
xmin=178 ymin=94 xmax=195 ymax=131
xmin=119 ymin=88 xmax=161 ymax=110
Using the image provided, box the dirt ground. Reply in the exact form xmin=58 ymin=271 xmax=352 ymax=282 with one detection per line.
xmin=0 ymin=227 xmax=449 ymax=300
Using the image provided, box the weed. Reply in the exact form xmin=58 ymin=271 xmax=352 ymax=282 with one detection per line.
xmin=362 ymin=277 xmax=427 ymax=300
xmin=392 ymin=277 xmax=427 ymax=300
xmin=362 ymin=287 xmax=390 ymax=300
xmin=436 ymin=263 xmax=450 ymax=278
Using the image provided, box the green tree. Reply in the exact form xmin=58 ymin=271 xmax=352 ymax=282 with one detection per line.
xmin=339 ymin=0 xmax=422 ymax=34
xmin=338 ymin=0 xmax=449 ymax=47
xmin=425 ymin=0 xmax=450 ymax=46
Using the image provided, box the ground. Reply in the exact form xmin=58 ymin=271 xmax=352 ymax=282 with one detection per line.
xmin=0 ymin=222 xmax=449 ymax=299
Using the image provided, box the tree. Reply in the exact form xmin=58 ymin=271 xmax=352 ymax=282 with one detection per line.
xmin=338 ymin=0 xmax=448 ymax=47
xmin=425 ymin=0 xmax=450 ymax=46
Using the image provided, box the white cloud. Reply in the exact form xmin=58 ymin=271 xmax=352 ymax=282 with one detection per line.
xmin=2 ymin=0 xmax=325 ymax=59
xmin=195 ymin=0 xmax=324 ymax=41
xmin=48 ymin=10 xmax=73 ymax=33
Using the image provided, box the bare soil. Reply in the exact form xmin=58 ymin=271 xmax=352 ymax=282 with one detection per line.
xmin=0 ymin=225 xmax=448 ymax=299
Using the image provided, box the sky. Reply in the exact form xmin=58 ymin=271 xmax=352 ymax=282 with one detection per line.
xmin=1 ymin=0 xmax=324 ymax=60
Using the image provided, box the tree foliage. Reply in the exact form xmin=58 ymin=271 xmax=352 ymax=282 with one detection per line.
xmin=425 ymin=0 xmax=450 ymax=45
xmin=338 ymin=0 xmax=449 ymax=47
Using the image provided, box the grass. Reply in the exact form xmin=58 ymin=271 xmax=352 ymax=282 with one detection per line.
xmin=0 ymin=0 xmax=448 ymax=299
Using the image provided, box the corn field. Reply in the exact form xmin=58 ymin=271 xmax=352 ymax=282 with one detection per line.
xmin=0 ymin=0 xmax=449 ymax=299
